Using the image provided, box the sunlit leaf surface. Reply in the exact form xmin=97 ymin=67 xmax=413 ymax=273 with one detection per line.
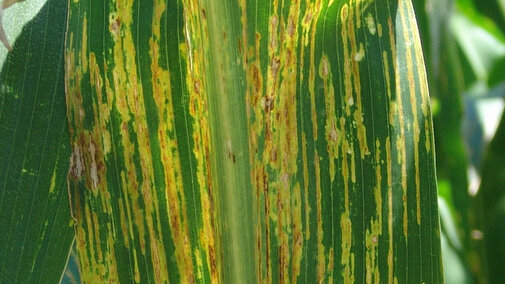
xmin=0 ymin=0 xmax=74 ymax=282
xmin=65 ymin=0 xmax=443 ymax=282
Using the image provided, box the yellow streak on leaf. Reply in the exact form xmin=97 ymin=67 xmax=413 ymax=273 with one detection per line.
xmin=386 ymin=137 xmax=394 ymax=284
xmin=339 ymin=115 xmax=354 ymax=282
xmin=388 ymin=15 xmax=408 ymax=237
xmin=49 ymin=171 xmax=57 ymax=194
xmin=320 ymin=55 xmax=339 ymax=182
xmin=399 ymin=0 xmax=421 ymax=225
xmin=185 ymin=0 xmax=218 ymax=281
xmin=81 ymin=15 xmax=88 ymax=73
xmin=302 ymin=133 xmax=311 ymax=242
xmin=133 ymin=250 xmax=140 ymax=283
xmin=307 ymin=0 xmax=324 ymax=140
xmin=150 ymin=0 xmax=189 ymax=281
xmin=315 ymin=151 xmax=326 ymax=283
xmin=375 ymin=139 xmax=383 ymax=228
xmin=118 ymin=198 xmax=129 ymax=248
xmin=67 ymin=12 xmax=124 ymax=281
xmin=344 ymin=1 xmax=370 ymax=159
xmin=366 ymin=139 xmax=383 ymax=283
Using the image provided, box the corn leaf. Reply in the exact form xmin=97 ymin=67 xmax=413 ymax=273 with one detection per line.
xmin=412 ymin=1 xmax=476 ymax=282
xmin=476 ymin=112 xmax=505 ymax=283
xmin=65 ymin=0 xmax=443 ymax=282
xmin=0 ymin=0 xmax=74 ymax=282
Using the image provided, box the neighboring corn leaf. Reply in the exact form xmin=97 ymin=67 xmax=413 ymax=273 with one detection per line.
xmin=412 ymin=1 xmax=475 ymax=282
xmin=65 ymin=0 xmax=443 ymax=283
xmin=476 ymin=112 xmax=505 ymax=283
xmin=456 ymin=0 xmax=505 ymax=39
xmin=417 ymin=0 xmax=505 ymax=282
xmin=0 ymin=0 xmax=74 ymax=282
xmin=488 ymin=56 xmax=505 ymax=87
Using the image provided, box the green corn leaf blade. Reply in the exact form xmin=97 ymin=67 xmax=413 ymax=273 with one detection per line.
xmin=413 ymin=0 xmax=474 ymax=277
xmin=438 ymin=196 xmax=474 ymax=284
xmin=428 ymin=8 xmax=476 ymax=284
xmin=479 ymin=3 xmax=505 ymax=37
xmin=451 ymin=10 xmax=505 ymax=83
xmin=65 ymin=0 xmax=221 ymax=282
xmin=0 ymin=0 xmax=74 ymax=282
xmin=476 ymin=112 xmax=505 ymax=283
xmin=415 ymin=0 xmax=505 ymax=282
xmin=65 ymin=0 xmax=443 ymax=282
xmin=456 ymin=0 xmax=505 ymax=44
xmin=488 ymin=55 xmax=505 ymax=87
xmin=238 ymin=0 xmax=442 ymax=282
xmin=463 ymin=0 xmax=505 ymax=37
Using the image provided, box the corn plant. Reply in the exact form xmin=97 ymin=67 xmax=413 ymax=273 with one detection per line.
xmin=1 ymin=0 xmax=444 ymax=283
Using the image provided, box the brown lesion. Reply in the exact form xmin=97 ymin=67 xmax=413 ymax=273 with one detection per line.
xmin=264 ymin=95 xmax=275 ymax=113
xmin=69 ymin=142 xmax=84 ymax=181
xmin=109 ymin=14 xmax=121 ymax=37
xmin=237 ymin=38 xmax=242 ymax=54
xmin=227 ymin=148 xmax=236 ymax=164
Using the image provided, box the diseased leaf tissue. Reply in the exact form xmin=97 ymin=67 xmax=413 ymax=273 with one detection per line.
xmin=3 ymin=0 xmax=444 ymax=282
